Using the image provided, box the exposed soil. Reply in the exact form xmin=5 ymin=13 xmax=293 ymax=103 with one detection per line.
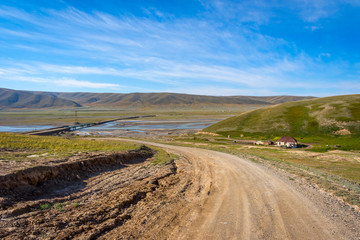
xmin=0 ymin=144 xmax=211 ymax=240
xmin=1 ymin=140 xmax=359 ymax=239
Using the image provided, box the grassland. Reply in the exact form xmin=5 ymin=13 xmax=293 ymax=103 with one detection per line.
xmin=0 ymin=109 xmax=241 ymax=126
xmin=205 ymin=94 xmax=360 ymax=151
xmin=0 ymin=132 xmax=139 ymax=156
xmin=206 ymin=94 xmax=360 ymax=136
xmin=0 ymin=133 xmax=174 ymax=174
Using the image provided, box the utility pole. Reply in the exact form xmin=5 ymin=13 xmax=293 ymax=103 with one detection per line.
xmin=75 ymin=110 xmax=78 ymax=124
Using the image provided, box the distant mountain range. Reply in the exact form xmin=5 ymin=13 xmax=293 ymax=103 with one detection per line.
xmin=0 ymin=88 xmax=315 ymax=110
xmin=0 ymin=88 xmax=81 ymax=109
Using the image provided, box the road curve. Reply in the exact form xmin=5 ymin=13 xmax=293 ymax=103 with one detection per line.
xmin=111 ymin=139 xmax=357 ymax=239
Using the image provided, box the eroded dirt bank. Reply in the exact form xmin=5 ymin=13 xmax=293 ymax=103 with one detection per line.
xmin=0 ymin=147 xmax=153 ymax=194
xmin=0 ymin=144 xmax=211 ymax=240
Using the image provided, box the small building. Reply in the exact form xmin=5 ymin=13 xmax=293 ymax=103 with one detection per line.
xmin=276 ymin=136 xmax=298 ymax=148
xmin=263 ymin=140 xmax=273 ymax=146
xmin=254 ymin=140 xmax=273 ymax=146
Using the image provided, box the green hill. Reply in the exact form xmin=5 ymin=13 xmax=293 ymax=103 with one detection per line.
xmin=205 ymin=94 xmax=360 ymax=139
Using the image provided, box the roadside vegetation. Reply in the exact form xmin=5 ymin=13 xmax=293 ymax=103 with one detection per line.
xmin=0 ymin=132 xmax=140 ymax=157
xmin=151 ymin=146 xmax=177 ymax=165
xmin=0 ymin=133 xmax=174 ymax=174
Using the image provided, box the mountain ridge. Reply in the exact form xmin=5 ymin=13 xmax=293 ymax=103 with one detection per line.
xmin=0 ymin=88 xmax=315 ymax=110
xmin=0 ymin=88 xmax=81 ymax=109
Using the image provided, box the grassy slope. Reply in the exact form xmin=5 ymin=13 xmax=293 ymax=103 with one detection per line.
xmin=206 ymin=94 xmax=360 ymax=136
xmin=205 ymin=94 xmax=360 ymax=150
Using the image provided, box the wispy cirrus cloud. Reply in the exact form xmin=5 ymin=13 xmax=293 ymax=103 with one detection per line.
xmin=13 ymin=76 xmax=121 ymax=89
xmin=0 ymin=4 xmax=285 ymax=64
xmin=0 ymin=1 xmax=359 ymax=96
xmin=0 ymin=6 xmax=33 ymax=22
xmin=0 ymin=66 xmax=121 ymax=90
xmin=0 ymin=57 xmax=303 ymax=88
xmin=53 ymin=78 xmax=121 ymax=89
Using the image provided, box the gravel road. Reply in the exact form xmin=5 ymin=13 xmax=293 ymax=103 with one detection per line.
xmin=129 ymin=140 xmax=359 ymax=240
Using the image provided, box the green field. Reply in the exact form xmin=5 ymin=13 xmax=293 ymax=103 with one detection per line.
xmin=0 ymin=132 xmax=141 ymax=158
xmin=0 ymin=109 xmax=240 ymax=126
xmin=0 ymin=133 xmax=174 ymax=173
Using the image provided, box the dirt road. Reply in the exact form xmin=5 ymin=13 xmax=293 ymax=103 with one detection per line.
xmin=1 ymin=140 xmax=359 ymax=239
xmin=127 ymin=140 xmax=359 ymax=240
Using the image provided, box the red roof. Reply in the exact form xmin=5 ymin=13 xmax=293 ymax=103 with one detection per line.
xmin=277 ymin=136 xmax=297 ymax=143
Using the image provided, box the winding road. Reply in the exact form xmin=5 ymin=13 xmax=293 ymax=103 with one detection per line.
xmin=127 ymin=140 xmax=358 ymax=240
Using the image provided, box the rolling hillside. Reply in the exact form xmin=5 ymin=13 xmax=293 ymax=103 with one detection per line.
xmin=205 ymin=94 xmax=360 ymax=137
xmin=54 ymin=92 xmax=273 ymax=108
xmin=53 ymin=92 xmax=314 ymax=109
xmin=0 ymin=88 xmax=81 ymax=109
xmin=0 ymin=88 xmax=314 ymax=110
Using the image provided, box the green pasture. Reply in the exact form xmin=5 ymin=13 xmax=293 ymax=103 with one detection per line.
xmin=0 ymin=109 xmax=238 ymax=126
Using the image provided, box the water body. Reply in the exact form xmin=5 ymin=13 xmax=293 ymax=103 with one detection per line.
xmin=0 ymin=125 xmax=54 ymax=133
xmin=81 ymin=120 xmax=216 ymax=133
xmin=0 ymin=120 xmax=216 ymax=133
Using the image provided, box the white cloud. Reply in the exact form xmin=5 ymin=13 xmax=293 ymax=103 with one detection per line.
xmin=0 ymin=6 xmax=33 ymax=22
xmin=35 ymin=64 xmax=120 ymax=75
xmin=1 ymin=74 xmax=121 ymax=89
xmin=169 ymin=86 xmax=279 ymax=96
xmin=305 ymin=25 xmax=321 ymax=31
xmin=53 ymin=78 xmax=120 ymax=89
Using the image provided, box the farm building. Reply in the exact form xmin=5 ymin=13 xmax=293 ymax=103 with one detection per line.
xmin=276 ymin=136 xmax=298 ymax=148
xmin=263 ymin=140 xmax=273 ymax=146
xmin=254 ymin=140 xmax=273 ymax=146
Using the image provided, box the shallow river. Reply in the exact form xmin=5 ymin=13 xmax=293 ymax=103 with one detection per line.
xmin=0 ymin=125 xmax=54 ymax=133
xmin=0 ymin=120 xmax=216 ymax=133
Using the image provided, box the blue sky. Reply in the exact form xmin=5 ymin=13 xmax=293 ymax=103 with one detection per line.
xmin=0 ymin=0 xmax=359 ymax=96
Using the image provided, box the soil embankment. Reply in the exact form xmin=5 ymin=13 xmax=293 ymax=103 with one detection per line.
xmin=0 ymin=144 xmax=210 ymax=239
xmin=0 ymin=146 xmax=153 ymax=194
